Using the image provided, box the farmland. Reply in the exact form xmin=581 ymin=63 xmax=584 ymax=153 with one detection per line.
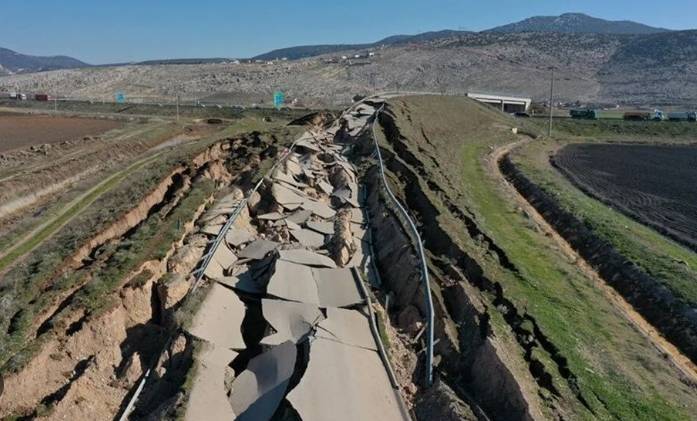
xmin=0 ymin=113 xmax=123 ymax=153
xmin=547 ymin=117 xmax=697 ymax=140
xmin=505 ymin=116 xmax=697 ymax=386
xmin=555 ymin=143 xmax=697 ymax=251
xmin=370 ymin=95 xmax=697 ymax=420
xmin=1 ymin=93 xmax=696 ymax=420
xmin=0 ymin=98 xmax=311 ymax=419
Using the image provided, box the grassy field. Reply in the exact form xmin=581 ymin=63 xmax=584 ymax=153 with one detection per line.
xmin=0 ymin=151 xmax=167 ymax=272
xmin=522 ymin=115 xmax=697 ymax=306
xmin=0 ymin=121 xmax=175 ymax=252
xmin=377 ymin=95 xmax=697 ymax=420
xmin=0 ymin=112 xmax=300 ymax=372
xmin=543 ymin=117 xmax=697 ymax=140
xmin=0 ymin=112 xmax=294 ymax=267
xmin=513 ymin=126 xmax=697 ymax=314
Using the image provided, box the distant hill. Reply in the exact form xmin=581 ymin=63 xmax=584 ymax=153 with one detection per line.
xmin=253 ymin=44 xmax=373 ymax=61
xmin=0 ymin=47 xmax=89 ymax=75
xmin=253 ymin=13 xmax=669 ymax=61
xmin=252 ymin=30 xmax=471 ymax=60
xmin=608 ymin=30 xmax=697 ymax=65
xmin=6 ymin=28 xmax=697 ymax=107
xmin=135 ymin=58 xmax=233 ymax=66
xmin=2 ymin=13 xmax=695 ymax=107
xmin=487 ymin=13 xmax=669 ymax=35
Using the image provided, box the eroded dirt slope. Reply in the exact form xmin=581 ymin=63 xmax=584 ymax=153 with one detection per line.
xmin=368 ymin=95 xmax=697 ymax=420
xmin=0 ymin=126 xmax=294 ymax=419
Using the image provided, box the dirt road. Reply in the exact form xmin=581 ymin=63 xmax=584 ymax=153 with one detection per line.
xmin=0 ymin=150 xmax=165 ymax=273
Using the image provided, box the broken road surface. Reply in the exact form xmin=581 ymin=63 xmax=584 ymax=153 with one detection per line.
xmin=183 ymin=100 xmax=410 ymax=420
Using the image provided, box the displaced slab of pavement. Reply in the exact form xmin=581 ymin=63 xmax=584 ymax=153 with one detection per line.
xmin=183 ymin=101 xmax=409 ymax=420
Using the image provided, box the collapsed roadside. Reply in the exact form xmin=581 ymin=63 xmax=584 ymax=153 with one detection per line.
xmin=0 ymin=125 xmax=297 ymax=419
xmin=4 ymin=94 xmax=697 ymax=421
xmin=360 ymin=95 xmax=697 ymax=420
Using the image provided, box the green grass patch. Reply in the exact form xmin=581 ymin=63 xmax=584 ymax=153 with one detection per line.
xmin=512 ymin=140 xmax=697 ymax=307
xmin=0 ymin=152 xmax=165 ymax=272
xmin=374 ymin=309 xmax=392 ymax=354
xmin=377 ymin=95 xmax=695 ymax=420
xmin=536 ymin=118 xmax=697 ymax=140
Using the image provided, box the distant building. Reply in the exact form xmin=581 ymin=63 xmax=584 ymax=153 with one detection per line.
xmin=466 ymin=92 xmax=532 ymax=113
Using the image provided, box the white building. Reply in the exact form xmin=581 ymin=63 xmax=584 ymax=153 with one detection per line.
xmin=466 ymin=93 xmax=532 ymax=113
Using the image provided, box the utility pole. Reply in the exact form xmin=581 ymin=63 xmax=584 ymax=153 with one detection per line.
xmin=176 ymin=95 xmax=180 ymax=121
xmin=548 ymin=68 xmax=555 ymax=137
xmin=54 ymin=93 xmax=58 ymax=112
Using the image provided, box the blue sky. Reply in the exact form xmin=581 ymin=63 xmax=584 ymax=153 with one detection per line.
xmin=0 ymin=0 xmax=693 ymax=64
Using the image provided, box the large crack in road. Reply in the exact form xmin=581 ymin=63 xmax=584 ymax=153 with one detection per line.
xmin=177 ymin=102 xmax=412 ymax=420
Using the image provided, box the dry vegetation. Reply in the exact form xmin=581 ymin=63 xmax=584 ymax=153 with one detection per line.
xmin=2 ymin=31 xmax=697 ymax=107
xmin=0 ymin=104 xmax=302 ymax=419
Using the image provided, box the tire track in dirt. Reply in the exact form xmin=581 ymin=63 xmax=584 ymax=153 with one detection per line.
xmin=0 ymin=168 xmax=98 ymax=219
xmin=488 ymin=138 xmax=697 ymax=384
xmin=0 ymin=151 xmax=166 ymax=273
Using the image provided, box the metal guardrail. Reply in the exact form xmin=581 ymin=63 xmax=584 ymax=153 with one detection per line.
xmin=119 ymin=100 xmax=431 ymax=418
xmin=191 ymin=143 xmax=295 ymax=292
xmin=370 ymin=104 xmax=435 ymax=387
xmin=118 ymin=137 xmax=299 ymax=421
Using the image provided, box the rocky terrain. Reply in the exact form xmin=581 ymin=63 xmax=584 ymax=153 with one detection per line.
xmin=1 ymin=13 xmax=695 ymax=106
xmin=487 ymin=12 xmax=668 ymax=34
xmin=256 ymin=13 xmax=669 ymax=60
xmin=2 ymin=29 xmax=696 ymax=107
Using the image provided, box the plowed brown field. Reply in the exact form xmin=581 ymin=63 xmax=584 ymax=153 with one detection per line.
xmin=0 ymin=114 xmax=122 ymax=153
xmin=555 ymin=143 xmax=697 ymax=251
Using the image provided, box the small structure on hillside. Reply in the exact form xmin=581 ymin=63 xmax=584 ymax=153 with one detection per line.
xmin=467 ymin=92 xmax=532 ymax=113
